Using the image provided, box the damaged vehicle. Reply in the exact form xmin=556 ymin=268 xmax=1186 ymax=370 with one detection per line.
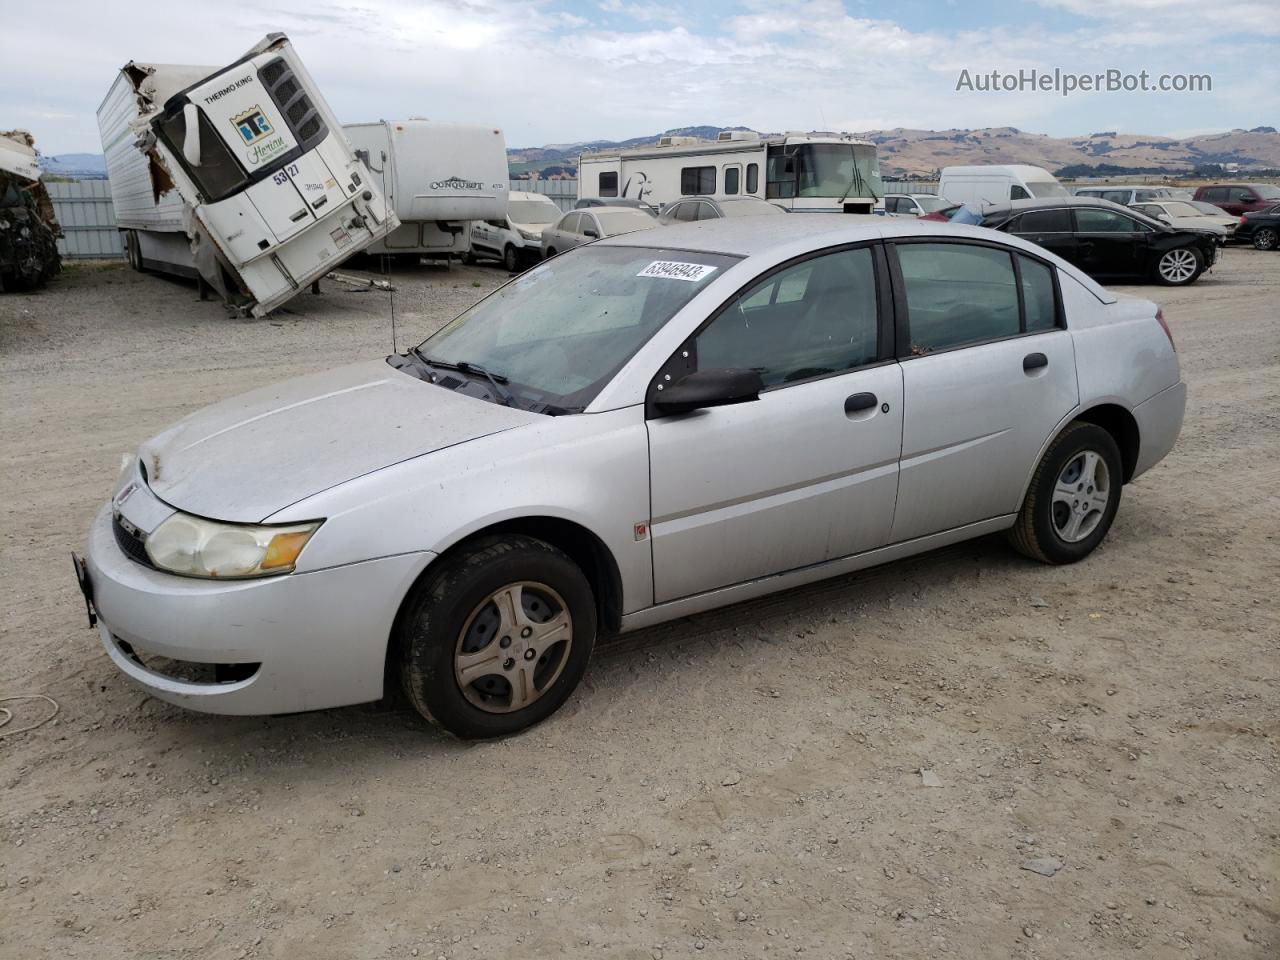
xmin=0 ymin=130 xmax=61 ymax=292
xmin=97 ymin=33 xmax=397 ymax=316
xmin=76 ymin=215 xmax=1185 ymax=739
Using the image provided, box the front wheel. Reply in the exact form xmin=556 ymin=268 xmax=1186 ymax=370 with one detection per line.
xmin=1253 ymin=228 xmax=1278 ymax=251
xmin=1008 ymin=422 xmax=1123 ymax=565
xmin=398 ymin=535 xmax=596 ymax=739
xmin=1154 ymin=246 xmax=1202 ymax=285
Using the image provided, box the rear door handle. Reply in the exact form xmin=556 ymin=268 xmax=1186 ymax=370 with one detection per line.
xmin=1023 ymin=352 xmax=1048 ymax=371
xmin=845 ymin=392 xmax=877 ymax=413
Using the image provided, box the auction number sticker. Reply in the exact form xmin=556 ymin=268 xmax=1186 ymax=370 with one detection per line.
xmin=637 ymin=261 xmax=718 ymax=282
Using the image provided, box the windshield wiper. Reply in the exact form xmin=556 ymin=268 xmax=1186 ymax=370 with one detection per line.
xmin=456 ymin=361 xmax=518 ymax=408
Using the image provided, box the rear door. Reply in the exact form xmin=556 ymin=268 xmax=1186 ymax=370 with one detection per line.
xmin=646 ymin=243 xmax=903 ymax=601
xmin=888 ymin=239 xmax=1078 ymax=541
xmin=1005 ymin=208 xmax=1077 ymax=265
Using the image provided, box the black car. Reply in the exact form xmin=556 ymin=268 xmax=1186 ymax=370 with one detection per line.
xmin=1235 ymin=203 xmax=1280 ymax=251
xmin=978 ymin=198 xmax=1219 ymax=286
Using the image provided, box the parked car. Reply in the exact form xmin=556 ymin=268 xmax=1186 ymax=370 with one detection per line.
xmin=657 ymin=196 xmax=786 ymax=223
xmin=574 ymin=197 xmax=657 ymax=215
xmin=883 ymin=194 xmax=954 ymax=217
xmin=1234 ymin=202 xmax=1280 ymax=250
xmin=1193 ymin=183 xmax=1280 ymax=216
xmin=76 ymin=216 xmax=1185 ymax=739
xmin=1073 ymin=186 xmax=1186 ymax=205
xmin=938 ymin=165 xmax=1068 ymax=207
xmin=978 ymin=198 xmax=1219 ymax=285
xmin=1129 ymin=199 xmax=1239 ymax=239
xmin=467 ymin=191 xmax=563 ymax=270
xmin=541 ymin=206 xmax=658 ymax=258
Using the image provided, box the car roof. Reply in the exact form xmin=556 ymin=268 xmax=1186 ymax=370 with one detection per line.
xmin=984 ymin=196 xmax=1136 ymax=215
xmin=585 ymin=205 xmax=655 ymax=215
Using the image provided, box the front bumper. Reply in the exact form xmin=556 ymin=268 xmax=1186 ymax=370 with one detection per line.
xmin=82 ymin=504 xmax=433 ymax=715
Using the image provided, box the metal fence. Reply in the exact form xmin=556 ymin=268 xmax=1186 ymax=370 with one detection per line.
xmin=47 ymin=179 xmax=123 ymax=259
xmin=509 ymin=179 xmax=579 ymax=211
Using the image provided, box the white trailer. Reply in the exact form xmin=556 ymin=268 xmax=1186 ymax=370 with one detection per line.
xmin=97 ymin=33 xmax=399 ymax=317
xmin=577 ymin=131 xmax=884 ymax=214
xmin=343 ymin=120 xmax=508 ymax=258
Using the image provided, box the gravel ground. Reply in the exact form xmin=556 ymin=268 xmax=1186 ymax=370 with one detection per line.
xmin=1 ymin=249 xmax=1277 ymax=960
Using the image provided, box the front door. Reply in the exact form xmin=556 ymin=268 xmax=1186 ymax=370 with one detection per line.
xmin=887 ymin=239 xmax=1079 ymax=541
xmin=646 ymin=244 xmax=903 ymax=603
xmin=1072 ymin=208 xmax=1149 ymax=278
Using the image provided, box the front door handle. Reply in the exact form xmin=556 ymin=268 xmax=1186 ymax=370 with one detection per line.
xmin=1023 ymin=352 xmax=1048 ymax=371
xmin=845 ymin=392 xmax=877 ymax=413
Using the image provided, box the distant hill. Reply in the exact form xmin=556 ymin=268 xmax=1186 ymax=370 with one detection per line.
xmin=511 ymin=125 xmax=1280 ymax=178
xmin=39 ymin=153 xmax=107 ymax=178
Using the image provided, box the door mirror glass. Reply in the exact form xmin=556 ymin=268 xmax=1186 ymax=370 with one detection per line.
xmin=655 ymin=368 xmax=764 ymax=415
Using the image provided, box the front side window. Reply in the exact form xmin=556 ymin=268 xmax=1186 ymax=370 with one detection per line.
xmin=1075 ymin=209 xmax=1141 ymax=233
xmin=1011 ymin=209 xmax=1072 ymax=233
xmin=1011 ymin=185 xmax=1031 ymax=200
xmin=599 ymin=172 xmax=618 ymax=197
xmin=680 ymin=166 xmax=715 ymax=195
xmin=558 ymin=213 xmax=580 ymax=233
xmin=897 ymin=243 xmax=1021 ymax=353
xmin=724 ymin=166 xmax=740 ymax=195
xmin=746 ymin=163 xmax=759 ymax=194
xmin=695 ymin=247 xmax=879 ymax=388
xmin=1231 ymin=187 xmax=1257 ymax=203
xmin=578 ymin=215 xmax=599 ymax=236
xmin=419 ymin=246 xmax=738 ymax=410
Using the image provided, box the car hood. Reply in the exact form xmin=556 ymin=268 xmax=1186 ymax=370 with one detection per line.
xmin=138 ymin=359 xmax=540 ymax=522
xmin=512 ymin=220 xmax=550 ymax=235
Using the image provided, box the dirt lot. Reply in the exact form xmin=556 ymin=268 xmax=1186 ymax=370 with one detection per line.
xmin=1 ymin=249 xmax=1277 ymax=960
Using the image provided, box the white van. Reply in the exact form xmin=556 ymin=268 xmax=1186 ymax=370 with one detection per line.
xmin=938 ymin=165 xmax=1068 ymax=209
xmin=468 ymin=191 xmax=563 ymax=270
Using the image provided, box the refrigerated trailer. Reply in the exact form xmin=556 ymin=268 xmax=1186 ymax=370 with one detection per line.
xmin=97 ymin=33 xmax=398 ymax=316
xmin=343 ymin=120 xmax=508 ymax=258
xmin=577 ymin=131 xmax=884 ymax=214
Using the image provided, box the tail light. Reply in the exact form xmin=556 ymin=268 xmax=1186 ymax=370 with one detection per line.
xmin=1240 ymin=215 xmax=1247 ymax=225
xmin=1155 ymin=307 xmax=1176 ymax=352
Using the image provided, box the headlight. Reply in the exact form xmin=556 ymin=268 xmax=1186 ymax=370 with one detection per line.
xmin=519 ymin=229 xmax=541 ymax=242
xmin=145 ymin=513 xmax=323 ymax=579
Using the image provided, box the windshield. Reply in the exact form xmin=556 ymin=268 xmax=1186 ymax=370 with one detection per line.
xmin=413 ymin=245 xmax=738 ymax=411
xmin=1026 ymin=181 xmax=1069 ymax=198
xmin=768 ymin=143 xmax=883 ymax=200
xmin=1189 ymin=200 xmax=1227 ymax=215
xmin=915 ymin=195 xmax=951 ymax=212
xmin=508 ymin=200 xmax=560 ymax=225
xmin=1161 ymin=201 xmax=1202 ymax=217
xmin=595 ymin=210 xmax=658 ymax=234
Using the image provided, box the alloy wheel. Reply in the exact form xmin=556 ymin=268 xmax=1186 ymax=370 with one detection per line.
xmin=1255 ymin=228 xmax=1278 ymax=251
xmin=1051 ymin=450 xmax=1111 ymax=544
xmin=454 ymin=581 xmax=573 ymax=713
xmin=1158 ymin=248 xmax=1198 ymax=283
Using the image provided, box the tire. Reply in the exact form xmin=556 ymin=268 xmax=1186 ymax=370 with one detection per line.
xmin=1253 ymin=228 xmax=1278 ymax=251
xmin=502 ymin=245 xmax=520 ymax=272
xmin=545 ymin=248 xmax=556 ymax=259
xmin=398 ymin=535 xmax=596 ymax=739
xmin=1153 ymin=245 xmax=1202 ymax=285
xmin=1008 ymin=422 xmax=1124 ymax=565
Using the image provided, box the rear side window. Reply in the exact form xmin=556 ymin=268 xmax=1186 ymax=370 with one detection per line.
xmin=680 ymin=166 xmax=716 ymax=196
xmin=1019 ymin=255 xmax=1058 ymax=332
xmin=1201 ymin=187 xmax=1227 ymax=202
xmin=1010 ymin=209 xmax=1072 ymax=233
xmin=598 ymin=172 xmax=618 ymax=198
xmin=897 ymin=243 xmax=1021 ymax=353
xmin=746 ymin=163 xmax=759 ymax=194
xmin=724 ymin=167 xmax=740 ymax=195
xmin=696 ymin=247 xmax=879 ymax=387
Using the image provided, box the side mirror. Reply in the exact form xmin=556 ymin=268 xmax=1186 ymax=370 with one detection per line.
xmin=654 ymin=368 xmax=764 ymax=415
xmin=1157 ymin=213 xmax=1171 ymax=223
xmin=583 ymin=229 xmax=599 ymax=239
xmin=181 ymin=102 xmax=202 ymax=166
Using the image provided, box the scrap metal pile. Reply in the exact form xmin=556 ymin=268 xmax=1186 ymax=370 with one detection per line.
xmin=0 ymin=129 xmax=61 ymax=291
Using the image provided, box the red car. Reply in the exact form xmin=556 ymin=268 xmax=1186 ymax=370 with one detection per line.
xmin=1193 ymin=183 xmax=1280 ymax=216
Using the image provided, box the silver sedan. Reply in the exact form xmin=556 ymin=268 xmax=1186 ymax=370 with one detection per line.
xmin=78 ymin=216 xmax=1186 ymax=738
xmin=540 ymin=206 xmax=657 ymax=259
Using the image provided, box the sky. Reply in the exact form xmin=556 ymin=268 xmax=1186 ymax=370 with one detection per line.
xmin=3 ymin=0 xmax=1277 ymax=156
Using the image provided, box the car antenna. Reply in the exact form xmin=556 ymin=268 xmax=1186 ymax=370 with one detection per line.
xmin=377 ymin=146 xmax=397 ymax=353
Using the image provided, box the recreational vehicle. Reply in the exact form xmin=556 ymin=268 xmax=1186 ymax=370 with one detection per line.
xmin=344 ymin=120 xmax=508 ymax=259
xmin=577 ymin=132 xmax=883 ymax=214
xmin=98 ymin=33 xmax=398 ymax=316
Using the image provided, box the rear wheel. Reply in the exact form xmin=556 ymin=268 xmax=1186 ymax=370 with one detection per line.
xmin=398 ymin=535 xmax=596 ymax=739
xmin=1009 ymin=422 xmax=1123 ymax=565
xmin=1153 ymin=246 xmax=1202 ymax=285
xmin=1253 ymin=228 xmax=1278 ymax=251
xmin=502 ymin=245 xmax=520 ymax=272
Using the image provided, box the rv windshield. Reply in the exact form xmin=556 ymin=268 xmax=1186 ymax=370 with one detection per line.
xmin=1026 ymin=181 xmax=1069 ymax=198
xmin=768 ymin=143 xmax=883 ymax=200
xmin=410 ymin=245 xmax=738 ymax=411
xmin=508 ymin=200 xmax=560 ymax=225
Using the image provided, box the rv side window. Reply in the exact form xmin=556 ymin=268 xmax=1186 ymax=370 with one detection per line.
xmin=1010 ymin=184 xmax=1031 ymax=200
xmin=680 ymin=166 xmax=716 ymax=196
xmin=746 ymin=163 xmax=759 ymax=194
xmin=724 ymin=167 xmax=740 ymax=195
xmin=599 ymin=172 xmax=618 ymax=198
xmin=155 ymin=106 xmax=250 ymax=203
